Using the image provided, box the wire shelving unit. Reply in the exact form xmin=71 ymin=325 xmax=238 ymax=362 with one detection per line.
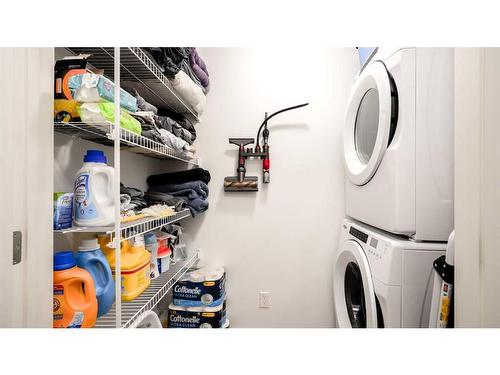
xmin=65 ymin=47 xmax=199 ymax=123
xmin=54 ymin=121 xmax=198 ymax=165
xmin=54 ymin=208 xmax=191 ymax=240
xmin=53 ymin=47 xmax=203 ymax=328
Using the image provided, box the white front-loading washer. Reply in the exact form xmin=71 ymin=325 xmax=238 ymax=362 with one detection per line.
xmin=333 ymin=218 xmax=445 ymax=328
xmin=344 ymin=48 xmax=454 ymax=241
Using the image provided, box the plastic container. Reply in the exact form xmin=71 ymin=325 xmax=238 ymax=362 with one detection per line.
xmin=53 ymin=192 xmax=73 ymax=230
xmin=73 ymin=150 xmax=114 ymax=227
xmin=144 ymin=233 xmax=160 ymax=279
xmin=150 ymin=231 xmax=171 ymax=274
xmin=136 ymin=310 xmax=162 ymax=328
xmin=98 ymin=235 xmax=151 ymax=301
xmin=53 ymin=251 xmax=98 ymax=328
xmin=158 ymin=252 xmax=171 ymax=274
xmin=154 ymin=231 xmax=172 ymax=258
xmin=75 ymin=239 xmax=115 ymax=317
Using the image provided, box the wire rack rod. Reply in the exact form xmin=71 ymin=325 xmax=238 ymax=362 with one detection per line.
xmin=54 ymin=209 xmax=192 ymax=239
xmin=95 ymin=250 xmax=199 ymax=328
xmin=114 ymin=209 xmax=192 ymax=243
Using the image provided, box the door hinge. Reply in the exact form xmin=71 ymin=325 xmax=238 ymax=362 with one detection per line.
xmin=13 ymin=231 xmax=22 ymax=265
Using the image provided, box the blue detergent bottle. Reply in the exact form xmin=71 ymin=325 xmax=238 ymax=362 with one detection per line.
xmin=75 ymin=239 xmax=115 ymax=317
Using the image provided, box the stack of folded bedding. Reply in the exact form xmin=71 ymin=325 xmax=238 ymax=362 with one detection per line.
xmin=120 ymin=183 xmax=179 ymax=222
xmin=154 ymin=114 xmax=196 ymax=145
xmin=120 ymin=183 xmax=148 ymax=222
xmin=142 ymin=47 xmax=210 ymax=115
xmin=187 ymin=48 xmax=210 ymax=93
xmin=147 ymin=168 xmax=211 ymax=217
xmin=127 ymin=89 xmax=197 ymax=157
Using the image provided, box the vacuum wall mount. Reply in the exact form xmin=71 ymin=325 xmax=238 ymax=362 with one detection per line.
xmin=224 ymin=103 xmax=309 ymax=192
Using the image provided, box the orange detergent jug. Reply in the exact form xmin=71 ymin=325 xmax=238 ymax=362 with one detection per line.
xmin=53 ymin=251 xmax=97 ymax=328
xmin=98 ymin=235 xmax=151 ymax=301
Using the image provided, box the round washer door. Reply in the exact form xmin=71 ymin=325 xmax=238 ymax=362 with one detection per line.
xmin=333 ymin=240 xmax=378 ymax=328
xmin=344 ymin=61 xmax=394 ymax=186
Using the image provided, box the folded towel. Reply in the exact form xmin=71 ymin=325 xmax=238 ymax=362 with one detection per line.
xmin=144 ymin=191 xmax=188 ymax=212
xmin=186 ymin=197 xmax=209 ymax=216
xmin=188 ymin=48 xmax=210 ymax=88
xmin=158 ymin=129 xmax=190 ymax=151
xmin=120 ymin=184 xmax=145 ymax=198
xmin=154 ymin=115 xmax=195 ymax=145
xmin=143 ymin=47 xmax=190 ymax=78
xmin=150 ymin=181 xmax=208 ymax=199
xmin=147 ymin=168 xmax=211 ymax=187
xmin=164 ymin=188 xmax=204 ymax=200
xmin=131 ymin=88 xmax=158 ymax=114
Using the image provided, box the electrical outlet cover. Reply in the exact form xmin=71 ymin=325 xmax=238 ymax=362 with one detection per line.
xmin=259 ymin=291 xmax=271 ymax=308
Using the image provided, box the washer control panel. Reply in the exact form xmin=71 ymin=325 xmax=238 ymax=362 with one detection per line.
xmin=349 ymin=225 xmax=388 ymax=260
xmin=366 ymin=237 xmax=388 ymax=260
xmin=349 ymin=226 xmax=368 ymax=243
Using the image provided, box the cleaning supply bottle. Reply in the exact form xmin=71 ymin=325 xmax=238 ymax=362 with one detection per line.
xmin=98 ymin=234 xmax=151 ymax=301
xmin=144 ymin=233 xmax=160 ymax=279
xmin=53 ymin=251 xmax=98 ymax=328
xmin=75 ymin=239 xmax=115 ymax=317
xmin=74 ymin=150 xmax=114 ymax=227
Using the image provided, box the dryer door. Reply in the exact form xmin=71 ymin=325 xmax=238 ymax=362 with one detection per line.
xmin=334 ymin=240 xmax=378 ymax=328
xmin=344 ymin=60 xmax=397 ymax=186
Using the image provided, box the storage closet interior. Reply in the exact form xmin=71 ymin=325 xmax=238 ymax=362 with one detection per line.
xmin=53 ymin=47 xmax=211 ymax=328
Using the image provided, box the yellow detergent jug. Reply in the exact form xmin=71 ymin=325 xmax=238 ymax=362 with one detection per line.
xmin=98 ymin=235 xmax=151 ymax=301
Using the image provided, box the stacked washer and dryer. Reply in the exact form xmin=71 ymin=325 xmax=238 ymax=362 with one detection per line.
xmin=333 ymin=48 xmax=454 ymax=328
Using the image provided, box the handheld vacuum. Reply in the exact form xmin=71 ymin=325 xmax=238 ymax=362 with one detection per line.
xmin=224 ymin=103 xmax=309 ymax=192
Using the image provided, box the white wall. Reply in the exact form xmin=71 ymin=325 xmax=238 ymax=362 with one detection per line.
xmin=183 ymin=48 xmax=358 ymax=327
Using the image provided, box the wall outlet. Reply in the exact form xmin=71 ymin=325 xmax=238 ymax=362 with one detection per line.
xmin=259 ymin=291 xmax=271 ymax=308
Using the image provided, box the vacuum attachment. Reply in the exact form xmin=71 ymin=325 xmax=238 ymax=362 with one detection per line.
xmin=224 ymin=103 xmax=309 ymax=193
xmin=224 ymin=176 xmax=258 ymax=192
xmin=224 ymin=138 xmax=258 ymax=192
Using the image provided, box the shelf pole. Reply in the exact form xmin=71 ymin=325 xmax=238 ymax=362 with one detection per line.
xmin=114 ymin=47 xmax=122 ymax=328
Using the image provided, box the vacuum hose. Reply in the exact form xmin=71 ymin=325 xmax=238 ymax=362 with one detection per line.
xmin=255 ymin=103 xmax=309 ymax=148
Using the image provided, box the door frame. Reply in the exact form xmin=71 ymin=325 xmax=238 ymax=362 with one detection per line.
xmin=0 ymin=48 xmax=53 ymax=327
xmin=454 ymin=48 xmax=500 ymax=327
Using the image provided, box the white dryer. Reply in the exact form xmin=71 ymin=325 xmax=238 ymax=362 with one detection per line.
xmin=333 ymin=218 xmax=445 ymax=328
xmin=344 ymin=48 xmax=454 ymax=241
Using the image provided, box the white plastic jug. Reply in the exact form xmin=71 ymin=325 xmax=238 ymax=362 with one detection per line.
xmin=74 ymin=150 xmax=114 ymax=226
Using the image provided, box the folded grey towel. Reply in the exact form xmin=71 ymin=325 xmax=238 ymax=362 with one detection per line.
xmin=144 ymin=191 xmax=187 ymax=212
xmin=150 ymin=181 xmax=209 ymax=199
xmin=187 ymin=197 xmax=209 ymax=216
xmin=120 ymin=184 xmax=144 ymax=198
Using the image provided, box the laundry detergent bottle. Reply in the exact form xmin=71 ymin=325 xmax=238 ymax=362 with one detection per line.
xmin=74 ymin=150 xmax=114 ymax=226
xmin=99 ymin=235 xmax=151 ymax=301
xmin=53 ymin=251 xmax=98 ymax=328
xmin=75 ymin=239 xmax=115 ymax=317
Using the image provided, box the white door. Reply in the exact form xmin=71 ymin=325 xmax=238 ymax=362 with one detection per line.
xmin=0 ymin=48 xmax=54 ymax=327
xmin=333 ymin=240 xmax=378 ymax=328
xmin=343 ymin=60 xmax=398 ymax=186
